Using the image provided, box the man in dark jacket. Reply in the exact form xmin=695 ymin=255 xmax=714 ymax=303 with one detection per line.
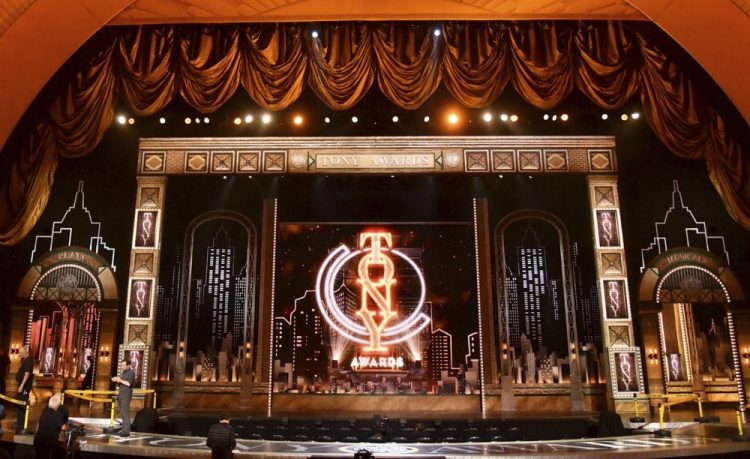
xmin=34 ymin=394 xmax=64 ymax=459
xmin=206 ymin=412 xmax=236 ymax=459
xmin=15 ymin=345 xmax=33 ymax=430
xmin=111 ymin=359 xmax=135 ymax=437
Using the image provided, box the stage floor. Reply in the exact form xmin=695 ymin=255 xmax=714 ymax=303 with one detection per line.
xmin=6 ymin=421 xmax=750 ymax=458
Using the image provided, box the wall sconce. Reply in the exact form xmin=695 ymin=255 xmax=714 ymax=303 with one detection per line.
xmin=570 ymin=344 xmax=577 ymax=360
xmin=99 ymin=346 xmax=110 ymax=362
xmin=501 ymin=342 xmax=508 ymax=360
xmin=179 ymin=341 xmax=185 ymax=359
xmin=244 ymin=342 xmax=252 ymax=360
xmin=9 ymin=344 xmax=20 ymax=359
xmin=742 ymin=347 xmax=750 ymax=365
xmin=647 ymin=348 xmax=659 ymax=365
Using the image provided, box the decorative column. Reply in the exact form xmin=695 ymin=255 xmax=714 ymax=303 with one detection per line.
xmin=473 ymin=199 xmax=497 ymax=414
xmin=586 ymin=175 xmax=644 ymax=413
xmin=120 ymin=176 xmax=167 ymax=391
xmin=254 ymin=198 xmax=277 ymax=415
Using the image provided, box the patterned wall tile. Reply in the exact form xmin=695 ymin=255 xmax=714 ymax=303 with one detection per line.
xmin=608 ymin=325 xmax=631 ymax=347
xmin=594 ymin=186 xmax=616 ymax=207
xmin=131 ymin=252 xmax=155 ymax=275
xmin=238 ymin=151 xmax=260 ymax=172
xmin=544 ymin=150 xmax=568 ymax=171
xmin=211 ymin=151 xmax=235 ymax=172
xmin=138 ymin=187 xmax=161 ymax=208
xmin=518 ymin=150 xmax=542 ymax=171
xmin=492 ymin=150 xmax=515 ymax=171
xmin=464 ymin=149 xmax=489 ymax=172
xmin=601 ymin=252 xmax=623 ymax=275
xmin=589 ymin=149 xmax=614 ymax=172
xmin=142 ymin=152 xmax=165 ymax=173
xmin=185 ymin=152 xmax=208 ymax=172
xmin=263 ymin=151 xmax=287 ymax=172
xmin=127 ymin=324 xmax=149 ymax=346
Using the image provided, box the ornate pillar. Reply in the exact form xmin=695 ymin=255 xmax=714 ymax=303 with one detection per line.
xmin=120 ymin=176 xmax=167 ymax=391
xmin=254 ymin=198 xmax=277 ymax=415
xmin=586 ymin=175 xmax=643 ymax=413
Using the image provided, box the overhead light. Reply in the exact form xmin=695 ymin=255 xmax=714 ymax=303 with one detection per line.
xmin=351 ymin=116 xmax=358 ymax=123
xmin=482 ymin=112 xmax=492 ymax=122
xmin=543 ymin=114 xmax=549 ymax=121
xmin=560 ymin=113 xmax=568 ymax=122
xmin=324 ymin=116 xmax=331 ymax=124
xmin=621 ymin=113 xmax=629 ymax=121
xmin=601 ymin=114 xmax=608 ymax=120
xmin=293 ymin=115 xmax=304 ymax=125
xmin=433 ymin=29 xmax=441 ymax=37
xmin=631 ymin=112 xmax=640 ymax=120
xmin=222 ymin=175 xmax=227 ymax=180
xmin=392 ymin=115 xmax=399 ymax=123
xmin=261 ymin=113 xmax=271 ymax=124
xmin=159 ymin=117 xmax=166 ymax=124
xmin=195 ymin=118 xmax=201 ymax=124
xmin=116 ymin=115 xmax=127 ymax=125
xmin=500 ymin=113 xmax=509 ymax=122
xmin=203 ymin=117 xmax=210 ymax=124
xmin=498 ymin=174 xmax=504 ymax=178
xmin=233 ymin=117 xmax=242 ymax=125
xmin=552 ymin=114 xmax=557 ymax=121
xmin=127 ymin=117 xmax=135 ymax=125
xmin=312 ymin=30 xmax=319 ymax=39
xmin=448 ymin=113 xmax=459 ymax=125
xmin=184 ymin=117 xmax=191 ymax=124
xmin=244 ymin=114 xmax=253 ymax=123
xmin=423 ymin=116 xmax=430 ymax=123
xmin=510 ymin=114 xmax=518 ymax=122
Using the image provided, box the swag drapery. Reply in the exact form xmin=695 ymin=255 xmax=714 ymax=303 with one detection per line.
xmin=1 ymin=21 xmax=748 ymax=245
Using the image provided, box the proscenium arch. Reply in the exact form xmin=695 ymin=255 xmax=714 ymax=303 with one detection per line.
xmin=494 ymin=209 xmax=581 ymax=379
xmin=176 ymin=210 xmax=258 ymax=363
xmin=0 ymin=0 xmax=748 ymax=154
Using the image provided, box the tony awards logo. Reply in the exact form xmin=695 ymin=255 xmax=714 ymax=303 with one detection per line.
xmin=315 ymin=231 xmax=430 ymax=356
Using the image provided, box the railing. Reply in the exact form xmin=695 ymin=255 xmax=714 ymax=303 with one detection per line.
xmin=62 ymin=389 xmax=157 ymax=428
xmin=0 ymin=393 xmax=30 ymax=432
xmin=656 ymin=394 xmax=703 ymax=435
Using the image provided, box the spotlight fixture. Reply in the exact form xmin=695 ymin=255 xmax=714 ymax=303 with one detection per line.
xmin=423 ymin=116 xmax=430 ymax=123
xmin=552 ymin=114 xmax=557 ymax=121
xmin=498 ymin=174 xmax=504 ymax=178
xmin=433 ymin=28 xmax=441 ymax=37
xmin=244 ymin=114 xmax=253 ymax=123
xmin=500 ymin=113 xmax=509 ymax=122
xmin=159 ymin=117 xmax=166 ymax=124
xmin=510 ymin=114 xmax=518 ymax=122
xmin=233 ymin=117 xmax=242 ymax=125
xmin=601 ymin=113 xmax=608 ymax=120
xmin=621 ymin=113 xmax=629 ymax=121
xmin=116 ymin=115 xmax=127 ymax=125
xmin=222 ymin=175 xmax=227 ymax=180
xmin=293 ymin=115 xmax=304 ymax=125
xmin=543 ymin=114 xmax=549 ymax=121
xmin=127 ymin=117 xmax=135 ymax=125
xmin=324 ymin=116 xmax=331 ymax=124
xmin=392 ymin=115 xmax=399 ymax=123
xmin=312 ymin=30 xmax=319 ymax=39
xmin=560 ymin=113 xmax=569 ymax=122
xmin=482 ymin=112 xmax=492 ymax=122
xmin=195 ymin=118 xmax=201 ymax=124
xmin=204 ymin=117 xmax=210 ymax=124
xmin=184 ymin=117 xmax=192 ymax=124
xmin=261 ymin=113 xmax=271 ymax=124
xmin=632 ymin=112 xmax=640 ymax=119
xmin=448 ymin=113 xmax=459 ymax=124
xmin=390 ymin=175 xmax=395 ymax=178
xmin=351 ymin=116 xmax=359 ymax=123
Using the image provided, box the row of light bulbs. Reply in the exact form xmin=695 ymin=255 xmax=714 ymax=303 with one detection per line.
xmin=116 ymin=110 xmax=639 ymax=126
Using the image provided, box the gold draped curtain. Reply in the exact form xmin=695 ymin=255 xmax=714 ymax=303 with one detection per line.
xmin=1 ymin=21 xmax=748 ymax=245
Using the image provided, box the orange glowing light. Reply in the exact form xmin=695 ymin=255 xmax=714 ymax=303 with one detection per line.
xmin=355 ymin=232 xmax=398 ymax=353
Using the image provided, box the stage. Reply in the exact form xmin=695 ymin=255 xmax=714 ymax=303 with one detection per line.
xmin=5 ymin=421 xmax=750 ymax=458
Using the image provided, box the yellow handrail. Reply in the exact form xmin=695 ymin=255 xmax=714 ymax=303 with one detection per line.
xmin=658 ymin=394 xmax=701 ymax=431
xmin=0 ymin=393 xmax=30 ymax=431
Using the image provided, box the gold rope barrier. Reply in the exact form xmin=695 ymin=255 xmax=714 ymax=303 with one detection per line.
xmin=63 ymin=389 xmax=157 ymax=427
xmin=0 ymin=393 xmax=30 ymax=431
xmin=655 ymin=394 xmax=701 ymax=437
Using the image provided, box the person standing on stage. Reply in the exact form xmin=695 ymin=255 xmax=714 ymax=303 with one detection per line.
xmin=206 ymin=412 xmax=236 ymax=459
xmin=111 ymin=359 xmax=135 ymax=437
xmin=0 ymin=347 xmax=10 ymax=395
xmin=15 ymin=346 xmax=33 ymax=428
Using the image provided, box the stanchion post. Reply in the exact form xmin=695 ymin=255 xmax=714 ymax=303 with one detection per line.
xmin=153 ymin=392 xmax=157 ymax=409
xmin=23 ymin=401 xmax=30 ymax=433
xmin=733 ymin=409 xmax=750 ymax=442
xmin=110 ymin=398 xmax=116 ymax=428
xmin=654 ymin=403 xmax=671 ymax=437
xmin=630 ymin=393 xmax=645 ymax=423
xmin=694 ymin=393 xmax=720 ymax=423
